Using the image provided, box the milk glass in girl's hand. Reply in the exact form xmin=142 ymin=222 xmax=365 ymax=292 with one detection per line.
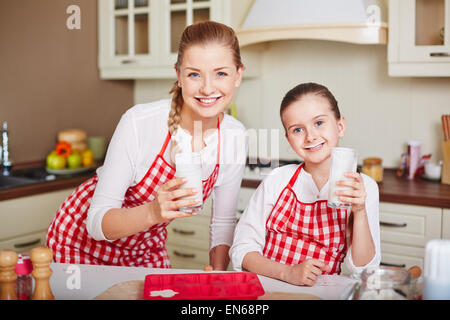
xmin=328 ymin=147 xmax=358 ymax=209
xmin=175 ymin=152 xmax=203 ymax=214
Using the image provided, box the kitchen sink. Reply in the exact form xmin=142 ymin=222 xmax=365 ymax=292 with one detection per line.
xmin=0 ymin=175 xmax=39 ymax=189
xmin=0 ymin=165 xmax=95 ymax=190
xmin=0 ymin=166 xmax=51 ymax=190
xmin=10 ymin=166 xmax=49 ymax=181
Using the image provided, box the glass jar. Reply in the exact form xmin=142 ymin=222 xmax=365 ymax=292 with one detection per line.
xmin=362 ymin=157 xmax=383 ymax=182
xmin=357 ymin=266 xmax=412 ymax=300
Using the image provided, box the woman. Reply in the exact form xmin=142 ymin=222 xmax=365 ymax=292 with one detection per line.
xmin=46 ymin=21 xmax=248 ymax=270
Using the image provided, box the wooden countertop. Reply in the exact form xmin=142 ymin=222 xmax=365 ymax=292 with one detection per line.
xmin=242 ymin=169 xmax=450 ymax=209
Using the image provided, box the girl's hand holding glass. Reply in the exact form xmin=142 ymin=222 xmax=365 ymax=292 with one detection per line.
xmin=150 ymin=177 xmax=200 ymax=223
xmin=335 ymin=172 xmax=367 ymax=214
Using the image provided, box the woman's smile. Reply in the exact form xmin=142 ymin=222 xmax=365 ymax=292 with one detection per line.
xmin=194 ymin=94 xmax=222 ymax=107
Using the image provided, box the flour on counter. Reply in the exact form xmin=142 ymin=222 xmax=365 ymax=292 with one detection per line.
xmin=315 ymin=275 xmax=355 ymax=287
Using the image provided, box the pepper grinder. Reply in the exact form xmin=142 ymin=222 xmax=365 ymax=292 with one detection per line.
xmin=30 ymin=247 xmax=54 ymax=300
xmin=0 ymin=249 xmax=18 ymax=300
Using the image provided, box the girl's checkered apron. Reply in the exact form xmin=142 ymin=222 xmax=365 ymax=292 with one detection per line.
xmin=46 ymin=119 xmax=221 ymax=267
xmin=262 ymin=163 xmax=348 ymax=274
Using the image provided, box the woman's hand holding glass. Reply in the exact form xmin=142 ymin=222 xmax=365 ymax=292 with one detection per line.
xmin=149 ymin=177 xmax=200 ymax=224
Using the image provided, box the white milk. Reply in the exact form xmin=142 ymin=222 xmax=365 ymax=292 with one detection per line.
xmin=175 ymin=152 xmax=203 ymax=214
xmin=328 ymin=147 xmax=358 ymax=209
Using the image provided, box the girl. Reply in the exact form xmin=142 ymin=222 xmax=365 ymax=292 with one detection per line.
xmin=46 ymin=21 xmax=247 ymax=270
xmin=230 ymin=83 xmax=380 ymax=286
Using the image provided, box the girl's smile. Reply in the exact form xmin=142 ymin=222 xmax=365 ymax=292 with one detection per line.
xmin=304 ymin=140 xmax=325 ymax=152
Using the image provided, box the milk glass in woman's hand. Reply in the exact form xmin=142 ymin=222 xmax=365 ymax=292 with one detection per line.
xmin=175 ymin=152 xmax=203 ymax=214
xmin=328 ymin=147 xmax=358 ymax=209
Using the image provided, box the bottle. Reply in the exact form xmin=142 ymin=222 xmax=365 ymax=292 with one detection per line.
xmin=407 ymin=140 xmax=421 ymax=180
xmin=362 ymin=157 xmax=383 ymax=182
xmin=14 ymin=254 xmax=33 ymax=300
xmin=423 ymin=239 xmax=450 ymax=300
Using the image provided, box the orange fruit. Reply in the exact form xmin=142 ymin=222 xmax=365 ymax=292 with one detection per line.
xmin=81 ymin=149 xmax=94 ymax=167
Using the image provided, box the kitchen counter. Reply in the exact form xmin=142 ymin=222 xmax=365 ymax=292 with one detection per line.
xmin=2 ymin=162 xmax=450 ymax=209
xmin=0 ymin=161 xmax=97 ymax=201
xmin=49 ymin=262 xmax=356 ymax=300
xmin=242 ymin=168 xmax=450 ymax=209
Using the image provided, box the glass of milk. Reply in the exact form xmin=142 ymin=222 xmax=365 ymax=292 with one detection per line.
xmin=175 ymin=152 xmax=203 ymax=214
xmin=328 ymin=147 xmax=358 ymax=209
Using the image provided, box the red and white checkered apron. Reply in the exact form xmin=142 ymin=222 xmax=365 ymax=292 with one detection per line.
xmin=46 ymin=119 xmax=221 ymax=267
xmin=262 ymin=163 xmax=348 ymax=274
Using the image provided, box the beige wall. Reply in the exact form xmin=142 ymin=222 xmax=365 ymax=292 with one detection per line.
xmin=0 ymin=0 xmax=134 ymax=163
xmin=135 ymin=40 xmax=450 ymax=168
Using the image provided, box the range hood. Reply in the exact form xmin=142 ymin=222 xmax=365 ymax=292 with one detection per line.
xmin=236 ymin=0 xmax=388 ymax=47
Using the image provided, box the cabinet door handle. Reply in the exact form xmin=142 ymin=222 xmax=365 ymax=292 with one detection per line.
xmin=380 ymin=221 xmax=407 ymax=228
xmin=430 ymin=52 xmax=450 ymax=57
xmin=173 ymin=250 xmax=195 ymax=258
xmin=14 ymin=238 xmax=41 ymax=248
xmin=121 ymin=59 xmax=136 ymax=64
xmin=172 ymin=228 xmax=195 ymax=235
xmin=380 ymin=261 xmax=406 ymax=268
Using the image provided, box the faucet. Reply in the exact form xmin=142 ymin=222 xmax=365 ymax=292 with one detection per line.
xmin=2 ymin=121 xmax=13 ymax=175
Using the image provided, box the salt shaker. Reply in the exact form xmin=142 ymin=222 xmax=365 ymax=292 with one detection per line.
xmin=14 ymin=254 xmax=33 ymax=300
xmin=423 ymin=239 xmax=450 ymax=300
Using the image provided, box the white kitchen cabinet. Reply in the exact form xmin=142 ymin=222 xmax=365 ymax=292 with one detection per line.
xmin=98 ymin=0 xmax=230 ymax=79
xmin=388 ymin=0 xmax=450 ymax=76
xmin=378 ymin=202 xmax=445 ymax=270
xmin=166 ymin=197 xmax=230 ymax=269
xmin=165 ymin=187 xmax=255 ymax=270
xmin=0 ymin=188 xmax=74 ymax=254
xmin=443 ymin=209 xmax=450 ymax=239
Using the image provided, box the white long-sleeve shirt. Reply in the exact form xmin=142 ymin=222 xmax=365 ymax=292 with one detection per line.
xmin=230 ymin=164 xmax=381 ymax=275
xmin=86 ymin=99 xmax=248 ymax=250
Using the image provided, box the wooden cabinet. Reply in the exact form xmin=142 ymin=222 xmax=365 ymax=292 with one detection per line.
xmin=388 ymin=0 xmax=450 ymax=76
xmin=0 ymin=188 xmax=74 ymax=254
xmin=98 ymin=0 xmax=230 ymax=79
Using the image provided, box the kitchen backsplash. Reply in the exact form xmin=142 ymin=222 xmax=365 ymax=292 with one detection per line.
xmin=1 ymin=1 xmax=134 ymax=163
xmin=135 ymin=39 xmax=450 ymax=168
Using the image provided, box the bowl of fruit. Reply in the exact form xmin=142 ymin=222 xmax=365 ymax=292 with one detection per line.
xmin=46 ymin=129 xmax=96 ymax=175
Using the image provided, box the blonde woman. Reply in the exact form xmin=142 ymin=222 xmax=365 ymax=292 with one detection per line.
xmin=47 ymin=21 xmax=247 ymax=270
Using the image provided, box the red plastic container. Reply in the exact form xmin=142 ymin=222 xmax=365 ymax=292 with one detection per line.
xmin=143 ymin=272 xmax=265 ymax=300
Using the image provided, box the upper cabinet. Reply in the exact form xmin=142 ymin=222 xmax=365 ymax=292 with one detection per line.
xmin=388 ymin=0 xmax=450 ymax=76
xmin=98 ymin=0 xmax=230 ymax=79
